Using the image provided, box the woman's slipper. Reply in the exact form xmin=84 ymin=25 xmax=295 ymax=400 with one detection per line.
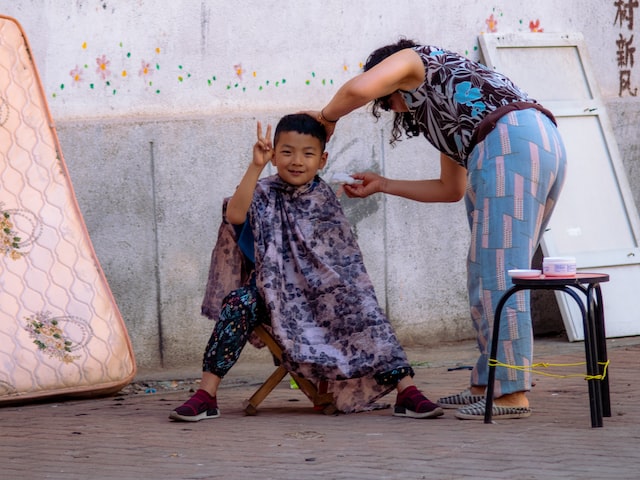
xmin=437 ymin=388 xmax=485 ymax=409
xmin=454 ymin=399 xmax=531 ymax=420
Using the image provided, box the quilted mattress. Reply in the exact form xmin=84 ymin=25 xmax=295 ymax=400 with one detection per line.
xmin=0 ymin=15 xmax=136 ymax=405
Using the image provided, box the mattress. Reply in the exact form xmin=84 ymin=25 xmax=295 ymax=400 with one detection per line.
xmin=0 ymin=15 xmax=136 ymax=405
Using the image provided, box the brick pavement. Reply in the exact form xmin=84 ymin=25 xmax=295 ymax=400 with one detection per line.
xmin=1 ymin=336 xmax=639 ymax=480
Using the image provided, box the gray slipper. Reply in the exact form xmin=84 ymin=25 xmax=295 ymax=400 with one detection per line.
xmin=437 ymin=388 xmax=485 ymax=409
xmin=454 ymin=399 xmax=531 ymax=420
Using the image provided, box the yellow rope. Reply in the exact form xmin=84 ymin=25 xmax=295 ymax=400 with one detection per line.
xmin=488 ymin=359 xmax=609 ymax=380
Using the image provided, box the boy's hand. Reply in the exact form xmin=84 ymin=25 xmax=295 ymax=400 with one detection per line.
xmin=226 ymin=121 xmax=272 ymax=225
xmin=253 ymin=121 xmax=273 ymax=167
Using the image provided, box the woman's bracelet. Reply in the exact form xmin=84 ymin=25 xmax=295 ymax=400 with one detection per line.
xmin=319 ymin=109 xmax=338 ymax=124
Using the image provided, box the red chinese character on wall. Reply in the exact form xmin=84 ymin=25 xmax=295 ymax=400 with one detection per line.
xmin=614 ymin=0 xmax=639 ymax=30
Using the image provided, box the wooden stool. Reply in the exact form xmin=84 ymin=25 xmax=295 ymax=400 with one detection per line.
xmin=242 ymin=325 xmax=336 ymax=415
xmin=485 ymin=273 xmax=611 ymax=427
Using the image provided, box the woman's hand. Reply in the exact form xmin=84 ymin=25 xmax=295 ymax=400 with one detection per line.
xmin=301 ymin=110 xmax=337 ymax=141
xmin=343 ymin=172 xmax=385 ymax=198
xmin=253 ymin=121 xmax=273 ymax=167
xmin=343 ymin=155 xmax=466 ymax=203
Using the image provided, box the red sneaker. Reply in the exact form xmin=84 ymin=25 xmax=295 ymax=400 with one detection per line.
xmin=394 ymin=386 xmax=444 ymax=419
xmin=169 ymin=389 xmax=220 ymax=422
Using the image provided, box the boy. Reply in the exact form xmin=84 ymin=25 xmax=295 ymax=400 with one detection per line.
xmin=170 ymin=114 xmax=443 ymax=421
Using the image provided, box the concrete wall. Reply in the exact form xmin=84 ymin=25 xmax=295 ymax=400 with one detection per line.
xmin=2 ymin=1 xmax=639 ymax=368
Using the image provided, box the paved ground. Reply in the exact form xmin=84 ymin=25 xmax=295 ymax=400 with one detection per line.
xmin=1 ymin=335 xmax=639 ymax=480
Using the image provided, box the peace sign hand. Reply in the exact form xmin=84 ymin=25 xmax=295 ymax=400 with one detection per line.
xmin=253 ymin=121 xmax=273 ymax=167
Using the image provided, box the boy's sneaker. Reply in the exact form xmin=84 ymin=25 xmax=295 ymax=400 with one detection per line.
xmin=393 ymin=385 xmax=444 ymax=419
xmin=169 ymin=389 xmax=220 ymax=422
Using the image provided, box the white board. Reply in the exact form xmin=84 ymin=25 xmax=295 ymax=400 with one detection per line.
xmin=479 ymin=32 xmax=640 ymax=341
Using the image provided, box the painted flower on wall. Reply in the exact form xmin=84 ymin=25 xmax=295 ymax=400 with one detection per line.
xmin=234 ymin=63 xmax=244 ymax=80
xmin=529 ymin=19 xmax=544 ymax=32
xmin=486 ymin=14 xmax=498 ymax=33
xmin=138 ymin=60 xmax=153 ymax=83
xmin=95 ymin=54 xmax=112 ymax=80
xmin=69 ymin=65 xmax=83 ymax=86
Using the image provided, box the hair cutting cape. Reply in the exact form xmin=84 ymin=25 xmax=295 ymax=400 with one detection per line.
xmin=202 ymin=175 xmax=411 ymax=412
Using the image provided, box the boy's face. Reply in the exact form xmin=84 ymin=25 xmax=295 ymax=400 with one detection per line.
xmin=272 ymin=131 xmax=328 ymax=186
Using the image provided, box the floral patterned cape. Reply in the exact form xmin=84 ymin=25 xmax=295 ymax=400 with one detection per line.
xmin=202 ymin=175 xmax=411 ymax=412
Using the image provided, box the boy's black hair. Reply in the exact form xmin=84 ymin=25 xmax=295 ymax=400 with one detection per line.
xmin=363 ymin=37 xmax=421 ymax=146
xmin=274 ymin=113 xmax=327 ymax=150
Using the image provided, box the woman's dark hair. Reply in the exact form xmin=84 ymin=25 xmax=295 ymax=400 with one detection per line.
xmin=364 ymin=38 xmax=421 ymax=146
xmin=274 ymin=113 xmax=327 ymax=150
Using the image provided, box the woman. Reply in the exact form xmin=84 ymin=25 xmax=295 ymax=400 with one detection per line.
xmin=309 ymin=38 xmax=566 ymax=420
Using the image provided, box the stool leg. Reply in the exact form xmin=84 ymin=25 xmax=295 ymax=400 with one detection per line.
xmin=485 ymin=286 xmax=520 ymax=423
xmin=567 ymin=286 xmax=603 ymax=428
xmin=592 ymin=284 xmax=611 ymax=417
xmin=243 ymin=365 xmax=288 ymax=415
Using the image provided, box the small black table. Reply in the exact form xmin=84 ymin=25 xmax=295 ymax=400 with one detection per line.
xmin=484 ymin=273 xmax=611 ymax=427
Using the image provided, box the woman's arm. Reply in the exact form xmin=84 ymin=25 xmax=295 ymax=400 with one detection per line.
xmin=311 ymin=48 xmax=425 ymax=136
xmin=344 ymin=153 xmax=467 ymax=203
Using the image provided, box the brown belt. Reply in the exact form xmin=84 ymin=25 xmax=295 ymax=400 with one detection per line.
xmin=470 ymin=101 xmax=557 ymax=148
